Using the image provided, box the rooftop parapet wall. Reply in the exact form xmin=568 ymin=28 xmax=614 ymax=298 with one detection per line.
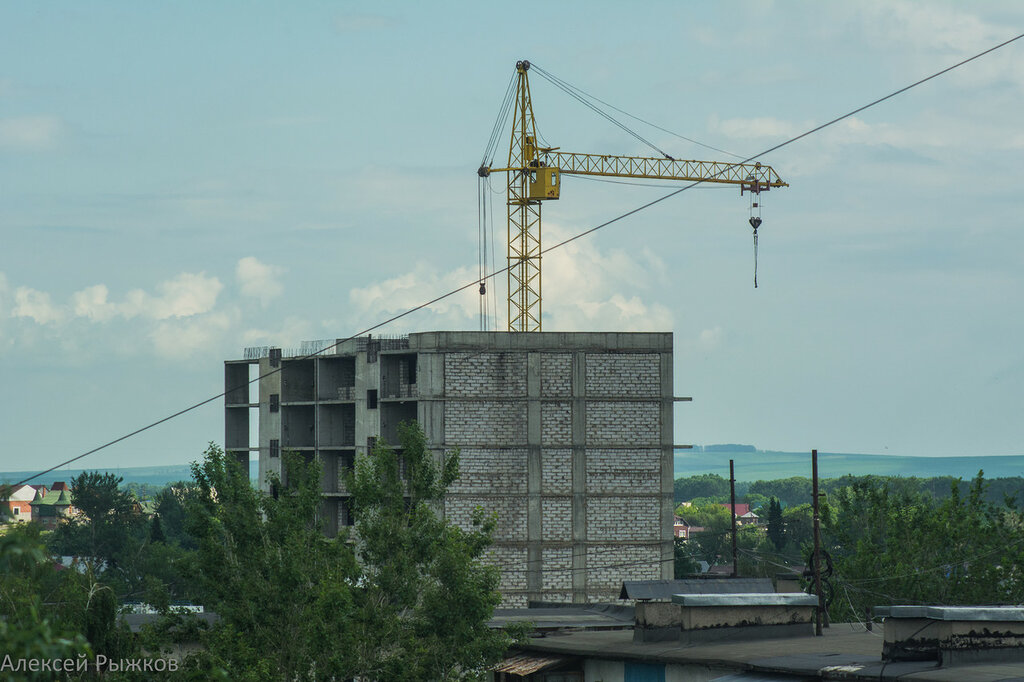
xmin=879 ymin=605 xmax=1024 ymax=665
xmin=635 ymin=593 xmax=819 ymax=644
xmin=409 ymin=331 xmax=672 ymax=353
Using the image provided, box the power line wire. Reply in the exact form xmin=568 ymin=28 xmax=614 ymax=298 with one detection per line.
xmin=14 ymin=30 xmax=1024 ymax=488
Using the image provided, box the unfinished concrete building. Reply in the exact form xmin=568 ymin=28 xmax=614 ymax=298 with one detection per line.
xmin=225 ymin=331 xmax=675 ymax=606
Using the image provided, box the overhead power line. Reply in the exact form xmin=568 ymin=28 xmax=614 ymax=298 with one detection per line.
xmin=14 ymin=30 xmax=1024 ymax=488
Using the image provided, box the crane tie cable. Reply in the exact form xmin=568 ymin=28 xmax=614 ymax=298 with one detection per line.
xmin=530 ymin=62 xmax=746 ymax=161
xmin=531 ymin=64 xmax=676 ymax=160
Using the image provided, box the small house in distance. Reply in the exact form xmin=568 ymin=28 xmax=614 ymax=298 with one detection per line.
xmin=30 ymin=482 xmax=73 ymax=530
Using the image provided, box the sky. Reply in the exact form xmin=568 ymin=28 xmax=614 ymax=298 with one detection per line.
xmin=1 ymin=1 xmax=1023 ymax=475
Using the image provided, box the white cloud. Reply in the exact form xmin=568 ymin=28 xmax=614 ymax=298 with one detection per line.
xmin=122 ymin=272 xmax=223 ymax=320
xmin=236 ymin=257 xmax=285 ymax=306
xmin=349 ymin=263 xmax=480 ymax=332
xmin=71 ymin=284 xmax=117 ymax=322
xmin=858 ymin=1 xmax=1000 ymax=54
xmin=346 ymin=224 xmax=674 ymax=334
xmin=12 ymin=287 xmax=64 ymax=324
xmin=0 ymin=116 xmax=64 ymax=150
xmin=710 ymin=115 xmax=805 ymax=141
xmin=0 ymin=272 xmax=8 ymax=338
xmin=150 ymin=311 xmax=235 ymax=360
xmin=63 ymin=272 xmax=223 ymax=322
xmin=540 ymin=224 xmax=674 ymax=332
xmin=241 ymin=316 xmax=316 ymax=350
xmin=6 ymin=271 xmax=227 ymax=360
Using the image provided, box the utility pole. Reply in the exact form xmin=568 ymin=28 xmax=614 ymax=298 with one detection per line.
xmin=730 ymin=459 xmax=738 ymax=578
xmin=812 ymin=449 xmax=825 ymax=636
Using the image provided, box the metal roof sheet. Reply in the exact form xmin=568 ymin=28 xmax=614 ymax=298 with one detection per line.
xmin=620 ymin=578 xmax=773 ymax=600
xmin=493 ymin=652 xmax=573 ymax=675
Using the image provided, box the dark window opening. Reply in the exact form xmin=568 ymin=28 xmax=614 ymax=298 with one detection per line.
xmin=270 ymin=439 xmax=280 ymax=458
xmin=367 ymin=389 xmax=378 ymax=409
xmin=270 ymin=393 xmax=279 ymax=413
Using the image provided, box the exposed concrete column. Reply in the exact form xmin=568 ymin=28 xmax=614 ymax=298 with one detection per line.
xmin=416 ymin=352 xmax=445 ymax=449
xmin=526 ymin=352 xmax=542 ymax=600
xmin=571 ymin=351 xmax=587 ymax=602
xmin=258 ymin=357 xmax=282 ymax=492
xmin=353 ymin=352 xmax=380 ymax=458
xmin=660 ymin=352 xmax=675 ymax=579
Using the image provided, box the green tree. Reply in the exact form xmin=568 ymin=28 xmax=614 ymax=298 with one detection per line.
xmin=674 ymin=474 xmax=730 ymax=503
xmin=0 ymin=523 xmax=94 ymax=675
xmin=679 ymin=503 xmax=732 ymax=566
xmin=748 ymin=476 xmax=813 ymax=507
xmin=823 ymin=471 xmax=1024 ymax=622
xmin=153 ymin=481 xmax=200 ymax=550
xmin=171 ymin=429 xmax=519 ymax=681
xmin=347 ymin=422 xmax=524 ymax=681
xmin=744 ymin=493 xmax=770 ymax=514
xmin=673 ymin=537 xmax=700 ymax=577
xmin=173 ymin=444 xmax=358 ymax=681
xmin=48 ymin=472 xmax=151 ymax=599
xmin=781 ymin=503 xmax=814 ymax=551
xmin=766 ymin=497 xmax=785 ymax=550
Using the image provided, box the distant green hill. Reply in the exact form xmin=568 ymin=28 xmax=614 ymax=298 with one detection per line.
xmin=5 ymin=451 xmax=1021 ymax=491
xmin=1 ymin=461 xmax=259 ymax=488
xmin=676 ymin=448 xmax=1024 ymax=481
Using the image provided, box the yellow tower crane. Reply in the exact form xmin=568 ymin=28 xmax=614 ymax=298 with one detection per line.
xmin=478 ymin=60 xmax=789 ymax=332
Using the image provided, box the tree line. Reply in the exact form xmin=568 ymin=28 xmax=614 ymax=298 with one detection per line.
xmin=673 ymin=470 xmax=1024 ymax=625
xmin=0 ymin=423 xmax=523 ymax=681
xmin=674 ymin=472 xmax=1024 ymax=508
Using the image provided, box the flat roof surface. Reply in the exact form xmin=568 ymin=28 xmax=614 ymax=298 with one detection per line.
xmin=490 ymin=605 xmax=634 ymax=631
xmin=517 ymin=625 xmax=1024 ymax=681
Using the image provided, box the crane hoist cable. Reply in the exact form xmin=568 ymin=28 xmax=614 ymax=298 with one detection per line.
xmin=749 ymin=183 xmax=763 ymax=288
xmin=481 ymin=71 xmax=518 ymax=169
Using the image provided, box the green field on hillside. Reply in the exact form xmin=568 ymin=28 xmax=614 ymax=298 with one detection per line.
xmin=675 ymin=449 xmax=1024 ymax=481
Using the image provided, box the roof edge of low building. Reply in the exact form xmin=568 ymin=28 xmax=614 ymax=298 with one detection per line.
xmin=408 ymin=330 xmax=673 ymax=352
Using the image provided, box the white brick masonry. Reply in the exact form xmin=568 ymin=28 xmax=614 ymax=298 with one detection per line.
xmin=585 ymin=448 xmax=662 ymax=494
xmin=540 ymin=353 xmax=572 ymax=397
xmin=445 ymin=401 xmax=527 ymax=445
xmin=445 ymin=353 xmax=527 ymax=397
xmin=482 ymin=545 xmax=528 ymax=592
xmin=542 ymin=498 xmax=572 ymax=542
xmin=541 ymin=448 xmax=572 ymax=493
xmin=541 ymin=401 xmax=572 ymax=445
xmin=585 ymin=401 xmax=661 ymax=445
xmin=445 ymin=495 xmax=527 ymax=542
xmin=448 ymin=448 xmax=527 ymax=495
xmin=541 ymin=547 xmax=573 ymax=591
xmin=585 ymin=497 xmax=661 ymax=541
xmin=585 ymin=353 xmax=660 ymax=397
xmin=585 ymin=544 xmax=662 ymax=589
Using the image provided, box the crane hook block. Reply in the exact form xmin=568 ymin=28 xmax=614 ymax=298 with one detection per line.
xmin=749 ymin=217 xmax=762 ymax=231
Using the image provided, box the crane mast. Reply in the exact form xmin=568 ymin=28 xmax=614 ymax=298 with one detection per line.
xmin=480 ymin=60 xmax=788 ymax=332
